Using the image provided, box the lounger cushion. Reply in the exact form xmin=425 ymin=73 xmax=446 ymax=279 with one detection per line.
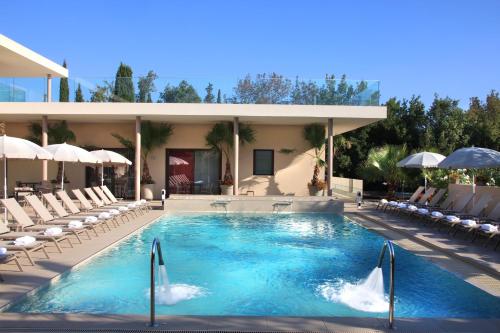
xmin=14 ymin=236 xmax=36 ymax=246
xmin=431 ymin=211 xmax=444 ymax=218
xmin=0 ymin=247 xmax=7 ymax=256
xmin=388 ymin=201 xmax=398 ymax=206
xmin=379 ymin=199 xmax=388 ymax=204
xmin=68 ymin=220 xmax=83 ymax=229
xmin=460 ymin=219 xmax=476 ymax=227
xmin=118 ymin=206 xmax=128 ymax=212
xmin=417 ymin=208 xmax=429 ymax=215
xmin=445 ymin=215 xmax=460 ymax=223
xmin=480 ymin=224 xmax=498 ymax=232
xmin=85 ymin=216 xmax=99 ymax=223
xmin=98 ymin=212 xmax=111 ymax=219
xmin=109 ymin=209 xmax=120 ymax=216
xmin=407 ymin=205 xmax=418 ymax=211
xmin=44 ymin=227 xmax=62 ymax=236
xmin=397 ymin=203 xmax=407 ymax=209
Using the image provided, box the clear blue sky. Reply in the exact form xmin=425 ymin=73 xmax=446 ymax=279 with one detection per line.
xmin=1 ymin=0 xmax=499 ymax=107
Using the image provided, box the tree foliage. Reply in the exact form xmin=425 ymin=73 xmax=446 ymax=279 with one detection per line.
xmin=204 ymin=83 xmax=215 ymax=103
xmin=303 ymin=123 xmax=326 ymax=187
xmin=112 ymin=121 xmax=173 ymax=184
xmin=59 ymin=60 xmax=69 ymax=102
xmin=159 ymin=80 xmax=201 ymax=103
xmin=113 ymin=63 xmax=135 ymax=102
xmin=205 ymin=122 xmax=255 ymax=184
xmin=75 ymin=83 xmax=84 ymax=102
xmin=137 ymin=70 xmax=157 ymax=103
xmin=360 ymin=145 xmax=408 ymax=196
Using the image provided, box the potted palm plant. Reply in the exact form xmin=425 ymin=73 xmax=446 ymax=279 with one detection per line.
xmin=205 ymin=122 xmax=255 ymax=195
xmin=113 ymin=121 xmax=173 ymax=200
xmin=303 ymin=123 xmax=327 ymax=196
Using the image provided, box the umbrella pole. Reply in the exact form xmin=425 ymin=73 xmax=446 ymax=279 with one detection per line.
xmin=61 ymin=161 xmax=65 ymax=191
xmin=101 ymin=163 xmax=104 ymax=187
xmin=424 ymin=175 xmax=427 ymax=193
xmin=3 ymin=157 xmax=7 ymax=223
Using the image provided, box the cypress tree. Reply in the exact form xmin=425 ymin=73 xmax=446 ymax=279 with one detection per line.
xmin=113 ymin=63 xmax=135 ymax=102
xmin=216 ymin=89 xmax=222 ymax=103
xmin=59 ymin=60 xmax=69 ymax=102
xmin=75 ymin=83 xmax=84 ymax=102
xmin=204 ymin=83 xmax=215 ymax=103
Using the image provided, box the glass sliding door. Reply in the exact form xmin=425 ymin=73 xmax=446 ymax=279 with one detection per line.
xmin=167 ymin=149 xmax=220 ymax=195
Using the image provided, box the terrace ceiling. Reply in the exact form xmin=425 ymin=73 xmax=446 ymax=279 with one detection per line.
xmin=0 ymin=102 xmax=386 ymax=135
xmin=0 ymin=34 xmax=68 ymax=78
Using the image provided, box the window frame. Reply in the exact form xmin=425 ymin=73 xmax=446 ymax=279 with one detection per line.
xmin=253 ymin=149 xmax=275 ymax=176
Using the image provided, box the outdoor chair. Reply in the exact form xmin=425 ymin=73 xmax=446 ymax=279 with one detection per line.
xmin=25 ymin=195 xmax=92 ymax=244
xmin=437 ymin=193 xmax=493 ymax=233
xmin=0 ymin=198 xmax=72 ymax=253
xmin=84 ymin=188 xmax=130 ymax=223
xmin=100 ymin=185 xmax=149 ymax=213
xmin=379 ymin=186 xmax=424 ymax=211
xmin=44 ymin=193 xmax=111 ymax=236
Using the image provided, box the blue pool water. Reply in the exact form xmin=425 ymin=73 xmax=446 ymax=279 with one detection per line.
xmin=9 ymin=213 xmax=500 ymax=317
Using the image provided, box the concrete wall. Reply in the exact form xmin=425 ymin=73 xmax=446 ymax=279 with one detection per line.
xmin=166 ymin=195 xmax=344 ymax=214
xmin=331 ymin=177 xmax=363 ymax=198
xmin=3 ymin=121 xmax=324 ymax=198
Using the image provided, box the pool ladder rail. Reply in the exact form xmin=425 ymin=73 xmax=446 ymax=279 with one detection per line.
xmin=150 ymin=237 xmax=165 ymax=327
xmin=377 ymin=240 xmax=395 ymax=329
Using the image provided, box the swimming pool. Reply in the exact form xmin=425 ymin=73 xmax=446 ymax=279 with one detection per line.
xmin=8 ymin=213 xmax=500 ymax=317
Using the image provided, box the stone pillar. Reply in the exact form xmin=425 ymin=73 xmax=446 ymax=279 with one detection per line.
xmin=135 ymin=116 xmax=141 ymax=201
xmin=42 ymin=116 xmax=48 ymax=181
xmin=233 ymin=117 xmax=239 ymax=195
xmin=327 ymin=118 xmax=334 ymax=196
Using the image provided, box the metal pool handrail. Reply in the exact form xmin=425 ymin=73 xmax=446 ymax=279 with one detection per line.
xmin=150 ymin=237 xmax=165 ymax=327
xmin=377 ymin=240 xmax=395 ymax=329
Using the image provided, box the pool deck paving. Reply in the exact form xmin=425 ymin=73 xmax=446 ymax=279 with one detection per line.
xmin=0 ymin=313 xmax=499 ymax=333
xmin=345 ymin=202 xmax=500 ymax=296
xmin=0 ymin=198 xmax=499 ymax=332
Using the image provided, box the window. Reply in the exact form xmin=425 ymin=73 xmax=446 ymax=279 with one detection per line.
xmin=253 ymin=149 xmax=274 ymax=175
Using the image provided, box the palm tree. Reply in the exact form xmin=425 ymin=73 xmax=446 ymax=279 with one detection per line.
xmin=27 ymin=120 xmax=76 ymax=183
xmin=113 ymin=121 xmax=173 ymax=183
xmin=205 ymin=122 xmax=255 ymax=185
xmin=361 ymin=144 xmax=408 ymax=196
xmin=303 ymin=123 xmax=326 ymax=189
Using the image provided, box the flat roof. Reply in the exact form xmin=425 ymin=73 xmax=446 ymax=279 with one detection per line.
xmin=0 ymin=102 xmax=386 ymax=135
xmin=0 ymin=34 xmax=68 ymax=78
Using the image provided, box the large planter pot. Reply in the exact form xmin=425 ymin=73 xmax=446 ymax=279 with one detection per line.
xmin=141 ymin=184 xmax=155 ymax=200
xmin=308 ymin=184 xmax=324 ymax=196
xmin=220 ymin=185 xmax=234 ymax=195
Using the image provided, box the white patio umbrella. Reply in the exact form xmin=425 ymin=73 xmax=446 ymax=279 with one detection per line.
xmin=45 ymin=143 xmax=101 ymax=190
xmin=438 ymin=147 xmax=500 ymax=195
xmin=0 ymin=134 xmax=53 ymax=221
xmin=90 ymin=149 xmax=132 ymax=186
xmin=169 ymin=156 xmax=189 ymax=165
xmin=397 ymin=152 xmax=446 ymax=191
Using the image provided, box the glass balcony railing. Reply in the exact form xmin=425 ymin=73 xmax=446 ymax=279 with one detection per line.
xmin=0 ymin=75 xmax=380 ymax=106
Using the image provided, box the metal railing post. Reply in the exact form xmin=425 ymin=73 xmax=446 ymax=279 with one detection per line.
xmin=150 ymin=237 xmax=165 ymax=327
xmin=377 ymin=240 xmax=395 ymax=329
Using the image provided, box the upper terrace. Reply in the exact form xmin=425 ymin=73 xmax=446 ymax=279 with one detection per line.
xmin=0 ymin=35 xmax=380 ymax=106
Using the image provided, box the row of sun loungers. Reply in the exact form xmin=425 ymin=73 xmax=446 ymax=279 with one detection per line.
xmin=0 ymin=186 xmax=151 ymax=281
xmin=377 ymin=187 xmax=500 ymax=250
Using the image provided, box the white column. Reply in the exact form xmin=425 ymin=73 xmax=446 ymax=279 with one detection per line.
xmin=233 ymin=117 xmax=239 ymax=195
xmin=327 ymin=118 xmax=334 ymax=196
xmin=42 ymin=116 xmax=48 ymax=181
xmin=46 ymin=74 xmax=52 ymax=103
xmin=135 ymin=117 xmax=141 ymax=201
